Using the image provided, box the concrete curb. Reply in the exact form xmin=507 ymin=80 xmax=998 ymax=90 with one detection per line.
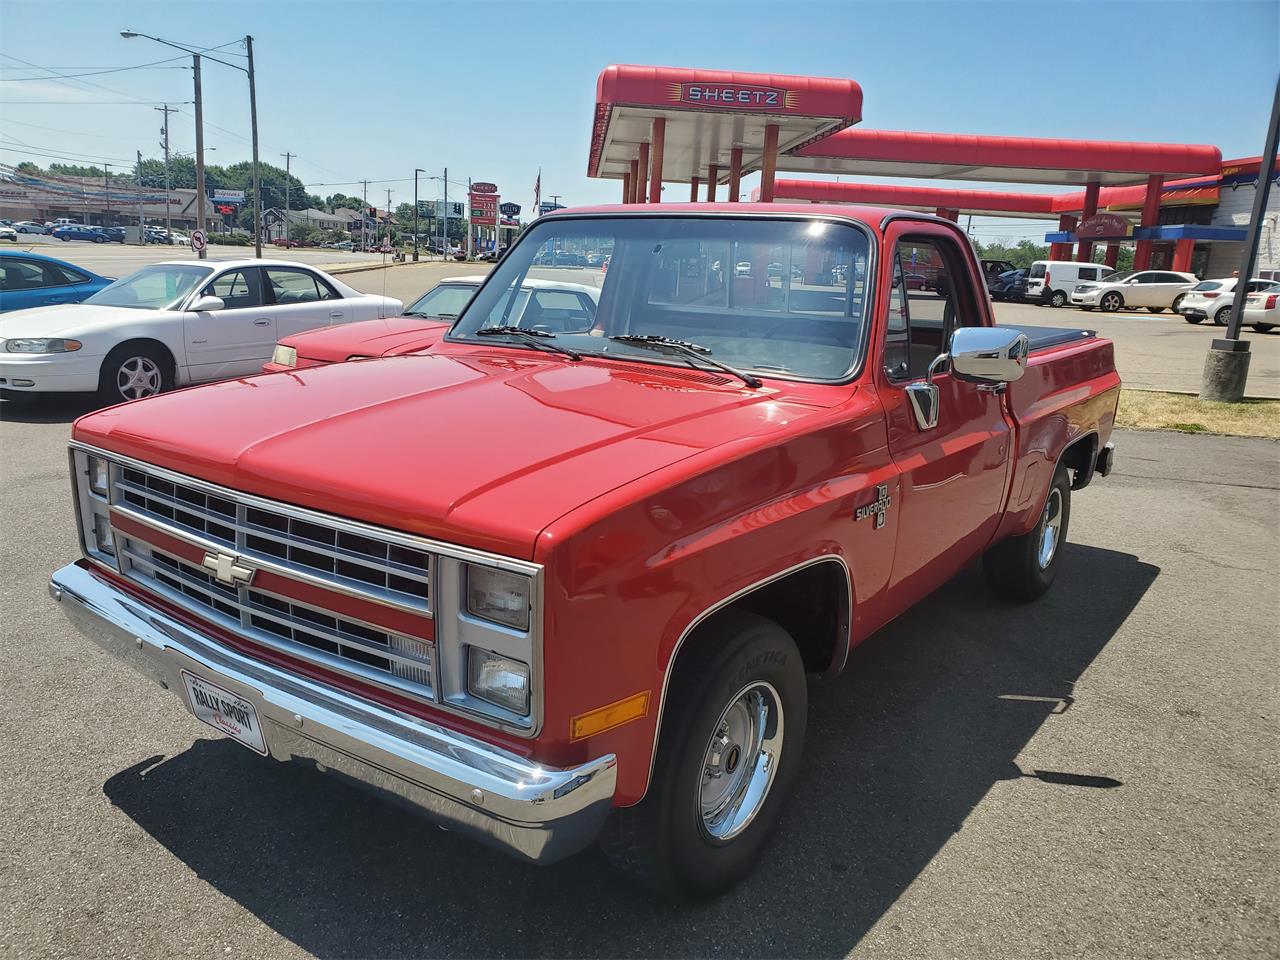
xmin=327 ymin=259 xmax=477 ymax=276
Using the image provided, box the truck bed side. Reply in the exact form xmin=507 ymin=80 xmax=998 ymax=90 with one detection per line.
xmin=998 ymin=333 xmax=1121 ymax=541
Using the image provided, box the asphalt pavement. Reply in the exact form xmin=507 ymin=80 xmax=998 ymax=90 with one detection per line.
xmin=1 ymin=386 xmax=1277 ymax=958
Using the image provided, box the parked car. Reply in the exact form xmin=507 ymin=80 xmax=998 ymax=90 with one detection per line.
xmin=991 ymin=268 xmax=1029 ymax=302
xmin=52 ymin=225 xmax=110 ymax=243
xmin=1026 ymin=260 xmax=1111 ymax=307
xmin=902 ymin=271 xmax=927 ymax=290
xmin=99 ymin=227 xmax=127 ymax=244
xmin=263 ymin=276 xmax=601 ymax=372
xmin=1070 ymin=269 xmax=1199 ymax=313
xmin=980 ymin=259 xmax=1016 ymax=292
xmin=48 ymin=204 xmax=1120 ymax=898
xmin=14 ymin=221 xmax=48 ymax=235
xmin=0 ymin=225 xmax=17 ymax=243
xmin=0 ymin=250 xmax=113 ymax=313
xmin=1242 ymin=285 xmax=1280 ymax=332
xmin=48 ymin=217 xmax=77 ymax=228
xmin=169 ymin=232 xmax=191 ymax=245
xmin=0 ymin=259 xmax=402 ymax=403
xmin=1177 ymin=277 xmax=1278 ymax=326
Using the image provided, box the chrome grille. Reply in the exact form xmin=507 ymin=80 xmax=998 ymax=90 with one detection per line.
xmin=115 ymin=465 xmax=430 ymax=612
xmin=120 ymin=536 xmax=435 ymax=693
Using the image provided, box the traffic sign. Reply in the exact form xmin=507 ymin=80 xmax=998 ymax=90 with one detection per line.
xmin=190 ymin=230 xmax=207 ymax=252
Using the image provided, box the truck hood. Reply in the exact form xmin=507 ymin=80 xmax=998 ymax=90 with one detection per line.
xmin=74 ymin=352 xmax=839 ymax=558
xmin=287 ymin=315 xmax=449 ymax=361
xmin=0 ymin=303 xmax=151 ymax=338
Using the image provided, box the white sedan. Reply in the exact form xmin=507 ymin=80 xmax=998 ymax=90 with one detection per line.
xmin=1070 ymin=269 xmax=1199 ymax=313
xmin=1177 ymin=277 xmax=1278 ymax=326
xmin=0 ymin=259 xmax=401 ymax=404
xmin=1242 ymin=284 xmax=1280 ymax=333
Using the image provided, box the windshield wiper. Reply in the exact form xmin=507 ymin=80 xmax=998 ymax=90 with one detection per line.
xmin=608 ymin=335 xmax=762 ymax=388
xmin=474 ymin=325 xmax=582 ymax=361
xmin=404 ymin=310 xmax=455 ymax=320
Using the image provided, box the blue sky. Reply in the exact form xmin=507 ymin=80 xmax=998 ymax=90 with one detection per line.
xmin=2 ymin=0 xmax=1276 ymax=242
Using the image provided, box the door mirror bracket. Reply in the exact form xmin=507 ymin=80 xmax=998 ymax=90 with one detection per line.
xmin=905 ymin=352 xmax=947 ymax=431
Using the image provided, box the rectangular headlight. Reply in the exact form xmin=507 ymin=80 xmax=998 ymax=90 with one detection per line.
xmin=271 ymin=344 xmax=297 ymax=368
xmin=93 ymin=513 xmax=115 ymax=556
xmin=88 ymin=455 xmax=109 ymax=497
xmin=465 ymin=564 xmax=530 ymax=631
xmin=467 ymin=647 xmax=530 ymax=714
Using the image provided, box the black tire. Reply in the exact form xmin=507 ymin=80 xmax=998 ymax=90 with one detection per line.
xmin=93 ymin=235 xmax=106 ymax=243
xmin=1048 ymin=289 xmax=1067 ymax=308
xmin=600 ymin=610 xmax=807 ymax=900
xmin=983 ymin=464 xmax=1072 ymax=602
xmin=60 ymin=236 xmax=70 ymax=242
xmin=1100 ymin=291 xmax=1124 ymax=313
xmin=97 ymin=342 xmax=173 ymax=405
xmin=1254 ymin=323 xmax=1276 ymax=333
xmin=1080 ymin=306 xmax=1095 ymax=311
xmin=1184 ymin=315 xmax=1204 ymax=324
xmin=1172 ymin=294 xmax=1187 ymax=313
xmin=1213 ymin=305 xmax=1232 ymax=326
xmin=1147 ymin=307 xmax=1164 ymax=313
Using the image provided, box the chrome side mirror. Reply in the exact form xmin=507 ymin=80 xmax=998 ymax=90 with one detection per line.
xmin=905 ymin=353 xmax=948 ymax=431
xmin=189 ymin=294 xmax=225 ymax=312
xmin=949 ymin=326 xmax=1029 ymax=386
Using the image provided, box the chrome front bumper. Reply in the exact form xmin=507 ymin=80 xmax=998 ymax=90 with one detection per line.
xmin=49 ymin=561 xmax=617 ymax=865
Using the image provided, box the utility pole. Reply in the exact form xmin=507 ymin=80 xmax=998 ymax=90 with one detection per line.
xmin=281 ymin=152 xmax=294 ymax=246
xmin=361 ymin=179 xmax=369 ymax=253
xmin=155 ymin=104 xmax=175 ymax=243
xmin=413 ymin=168 xmax=423 ymax=262
xmin=466 ymin=176 xmax=473 ymax=260
xmin=548 ymin=194 xmax=562 ymax=209
xmin=103 ymin=163 xmax=111 ymax=225
xmin=136 ymin=150 xmax=145 ymax=245
xmin=245 ymin=35 xmax=262 ymax=258
xmin=193 ymin=53 xmax=207 ymax=258
xmin=385 ymin=187 xmax=393 ymax=256
xmin=442 ymin=167 xmax=448 ymax=259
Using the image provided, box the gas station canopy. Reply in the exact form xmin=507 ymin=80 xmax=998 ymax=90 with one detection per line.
xmin=784 ymin=128 xmax=1222 ymax=186
xmin=589 ymin=65 xmax=862 ymax=186
xmin=768 ymin=179 xmax=1062 ymax=218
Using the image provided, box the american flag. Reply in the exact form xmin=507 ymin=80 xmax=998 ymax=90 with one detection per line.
xmin=533 ymin=168 xmax=541 ymax=219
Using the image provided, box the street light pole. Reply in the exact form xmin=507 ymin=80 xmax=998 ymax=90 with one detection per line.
xmin=281 ymin=152 xmax=294 ymax=246
xmin=245 ymin=35 xmax=262 ymax=258
xmin=413 ymin=167 xmax=423 ymax=262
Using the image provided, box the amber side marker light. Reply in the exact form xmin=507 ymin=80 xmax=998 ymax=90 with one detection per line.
xmin=570 ymin=691 xmax=651 ymax=741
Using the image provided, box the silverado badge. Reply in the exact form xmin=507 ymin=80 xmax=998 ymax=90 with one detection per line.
xmin=855 ymin=484 xmax=891 ymax=529
xmin=201 ymin=551 xmax=256 ymax=587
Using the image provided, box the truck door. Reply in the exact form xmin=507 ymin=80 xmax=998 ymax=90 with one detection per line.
xmin=876 ymin=223 xmax=1013 ymax=600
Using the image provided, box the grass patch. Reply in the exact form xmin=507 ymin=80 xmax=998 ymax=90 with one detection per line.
xmin=1117 ymin=389 xmax=1280 ymax=438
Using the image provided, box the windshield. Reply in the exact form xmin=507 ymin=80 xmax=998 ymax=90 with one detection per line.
xmin=450 ymin=216 xmax=872 ymax=382
xmin=1192 ymin=281 xmax=1223 ymax=291
xmin=405 ymin=283 xmax=479 ymax=319
xmin=85 ymin=264 xmax=211 ymax=310
xmin=1102 ymin=271 xmax=1135 ymax=282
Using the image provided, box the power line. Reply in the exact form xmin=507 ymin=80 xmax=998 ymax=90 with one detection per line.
xmin=0 ymin=54 xmax=193 ymax=81
xmin=0 ymin=142 xmax=140 ymax=166
xmin=0 ymin=99 xmax=191 ymax=105
xmin=1 ymin=118 xmax=156 ymax=141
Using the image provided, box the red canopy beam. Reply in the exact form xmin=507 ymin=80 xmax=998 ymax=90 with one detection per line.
xmin=690 ymin=177 xmax=700 ymax=202
xmin=637 ymin=141 xmax=650 ymax=204
xmin=728 ymin=147 xmax=743 ymax=202
xmin=759 ymin=123 xmax=779 ymax=202
xmin=706 ymin=163 xmax=718 ymax=202
xmin=1076 ymin=180 xmax=1100 ymax=262
xmin=1134 ymin=174 xmax=1164 ymax=270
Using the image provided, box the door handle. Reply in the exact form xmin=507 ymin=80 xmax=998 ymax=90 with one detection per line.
xmin=329 ymin=311 xmax=345 ymax=320
xmin=253 ymin=318 xmax=271 ymax=326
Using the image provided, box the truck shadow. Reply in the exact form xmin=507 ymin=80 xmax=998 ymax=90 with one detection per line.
xmin=102 ymin=543 xmax=1158 ymax=959
xmin=0 ymin=394 xmax=101 ymax=424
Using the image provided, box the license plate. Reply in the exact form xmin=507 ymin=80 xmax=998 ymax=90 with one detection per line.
xmin=181 ymin=670 xmax=268 ymax=755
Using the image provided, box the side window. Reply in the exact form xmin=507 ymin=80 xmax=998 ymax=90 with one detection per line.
xmin=205 ymin=268 xmax=264 ymax=309
xmin=0 ymin=260 xmax=49 ymax=291
xmin=1135 ymin=273 xmax=1158 ymax=284
xmin=1079 ymin=267 xmax=1099 ymax=281
xmin=1156 ymin=272 xmax=1186 ymax=284
xmin=263 ymin=267 xmax=336 ymax=304
xmin=884 ymin=237 xmax=973 ymax=382
xmin=54 ymin=265 xmax=90 ymax=285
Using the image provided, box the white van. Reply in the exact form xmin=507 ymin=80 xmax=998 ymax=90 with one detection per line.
xmin=1026 ymin=260 xmax=1110 ymax=307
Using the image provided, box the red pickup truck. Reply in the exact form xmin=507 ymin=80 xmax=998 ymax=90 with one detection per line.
xmin=51 ymin=204 xmax=1119 ymax=899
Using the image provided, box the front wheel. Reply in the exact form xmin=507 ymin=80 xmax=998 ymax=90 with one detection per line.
xmin=98 ymin=344 xmax=172 ymax=405
xmin=600 ymin=611 xmax=806 ymax=900
xmin=983 ymin=464 xmax=1072 ymax=601
xmin=1185 ymin=315 xmax=1204 ymax=324
xmin=1049 ymin=289 xmax=1067 ymax=308
xmin=1172 ymin=294 xmax=1187 ymax=313
xmin=1147 ymin=307 xmax=1165 ymax=313
xmin=1100 ymin=291 xmax=1124 ymax=312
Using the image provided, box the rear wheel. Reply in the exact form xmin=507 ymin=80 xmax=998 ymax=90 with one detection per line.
xmin=1172 ymin=294 xmax=1187 ymax=313
xmin=1100 ymin=291 xmax=1124 ymax=313
xmin=600 ymin=611 xmax=806 ymax=900
xmin=1184 ymin=314 xmax=1204 ymax=324
xmin=1147 ymin=307 xmax=1164 ymax=313
xmin=98 ymin=343 xmax=172 ymax=405
xmin=983 ymin=464 xmax=1072 ymax=602
xmin=1213 ymin=305 xmax=1232 ymax=326
xmin=1049 ymin=289 xmax=1067 ymax=308
xmin=1254 ymin=323 xmax=1276 ymax=333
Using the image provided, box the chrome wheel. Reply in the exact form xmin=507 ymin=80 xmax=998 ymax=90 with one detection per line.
xmin=115 ymin=356 xmax=162 ymax=400
xmin=1038 ymin=488 xmax=1063 ymax=569
xmin=699 ymin=681 xmax=784 ymax=841
xmin=1101 ymin=292 xmax=1122 ymax=312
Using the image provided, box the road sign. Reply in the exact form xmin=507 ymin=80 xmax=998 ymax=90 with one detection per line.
xmin=190 ymin=230 xmax=207 ymax=252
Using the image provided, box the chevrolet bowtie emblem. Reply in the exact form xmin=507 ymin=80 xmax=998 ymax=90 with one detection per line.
xmin=201 ymin=551 xmax=256 ymax=587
